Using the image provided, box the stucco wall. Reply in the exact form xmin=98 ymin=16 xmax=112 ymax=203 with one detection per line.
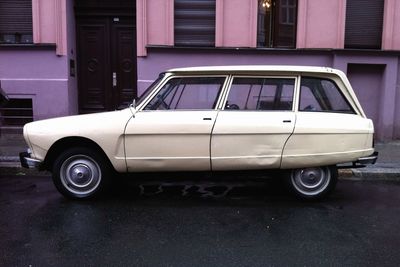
xmin=137 ymin=49 xmax=400 ymax=140
xmin=136 ymin=0 xmax=174 ymax=56
xmin=382 ymin=0 xmax=400 ymax=50
xmin=333 ymin=54 xmax=398 ymax=140
xmin=216 ymin=0 xmax=257 ymax=48
xmin=395 ymin=62 xmax=400 ymax=139
xmin=347 ymin=64 xmax=384 ymax=132
xmin=0 ymin=49 xmax=69 ymax=120
xmin=32 ymin=0 xmax=67 ymax=55
xmin=296 ymin=0 xmax=346 ymax=49
xmin=137 ymin=49 xmax=333 ymax=94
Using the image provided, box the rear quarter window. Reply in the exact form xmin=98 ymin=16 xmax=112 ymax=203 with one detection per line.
xmin=299 ymin=77 xmax=355 ymax=114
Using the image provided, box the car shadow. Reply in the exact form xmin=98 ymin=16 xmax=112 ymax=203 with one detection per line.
xmin=102 ymin=171 xmax=306 ymax=206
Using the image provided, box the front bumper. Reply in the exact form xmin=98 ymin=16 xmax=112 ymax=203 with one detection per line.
xmin=19 ymin=151 xmax=42 ymax=169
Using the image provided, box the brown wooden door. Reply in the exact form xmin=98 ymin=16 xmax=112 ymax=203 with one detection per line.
xmin=77 ymin=16 xmax=137 ymax=113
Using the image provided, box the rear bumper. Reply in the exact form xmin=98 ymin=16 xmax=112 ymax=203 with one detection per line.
xmin=356 ymin=151 xmax=378 ymax=165
xmin=19 ymin=151 xmax=42 ymax=169
xmin=337 ymin=151 xmax=378 ymax=169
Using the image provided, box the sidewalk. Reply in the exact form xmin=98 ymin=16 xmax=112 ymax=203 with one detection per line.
xmin=349 ymin=141 xmax=400 ymax=180
xmin=1 ymin=132 xmax=399 ymax=180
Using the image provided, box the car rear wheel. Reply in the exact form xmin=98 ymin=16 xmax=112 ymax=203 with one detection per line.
xmin=286 ymin=166 xmax=338 ymax=200
xmin=52 ymin=147 xmax=111 ymax=199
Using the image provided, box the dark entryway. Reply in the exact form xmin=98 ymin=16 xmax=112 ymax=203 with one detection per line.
xmin=75 ymin=0 xmax=137 ymax=114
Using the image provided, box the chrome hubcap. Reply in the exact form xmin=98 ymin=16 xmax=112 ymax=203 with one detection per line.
xmin=291 ymin=167 xmax=330 ymax=196
xmin=69 ymin=164 xmax=92 ymax=187
xmin=60 ymin=155 xmax=101 ymax=195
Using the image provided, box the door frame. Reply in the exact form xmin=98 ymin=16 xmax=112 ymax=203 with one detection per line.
xmin=74 ymin=0 xmax=137 ymax=114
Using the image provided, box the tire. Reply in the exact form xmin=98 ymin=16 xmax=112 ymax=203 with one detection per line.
xmin=286 ymin=166 xmax=338 ymax=200
xmin=52 ymin=147 xmax=111 ymax=200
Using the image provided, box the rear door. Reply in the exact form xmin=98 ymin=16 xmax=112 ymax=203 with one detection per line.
xmin=281 ymin=76 xmax=374 ymax=169
xmin=211 ymin=76 xmax=297 ymax=171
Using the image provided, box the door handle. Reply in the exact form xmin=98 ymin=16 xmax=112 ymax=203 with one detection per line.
xmin=112 ymin=72 xmax=117 ymax=87
xmin=283 ymin=120 xmax=291 ymax=123
xmin=203 ymin=118 xmax=212 ymax=121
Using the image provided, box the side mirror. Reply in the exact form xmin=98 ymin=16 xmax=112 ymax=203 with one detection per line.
xmin=130 ymin=98 xmax=136 ymax=109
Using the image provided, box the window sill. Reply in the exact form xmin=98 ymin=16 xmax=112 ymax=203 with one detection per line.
xmin=146 ymin=45 xmax=400 ymax=55
xmin=0 ymin=43 xmax=56 ymax=50
xmin=146 ymin=45 xmax=297 ymax=52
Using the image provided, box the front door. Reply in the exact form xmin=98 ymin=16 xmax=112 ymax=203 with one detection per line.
xmin=76 ymin=1 xmax=137 ymax=114
xmin=124 ymin=76 xmax=227 ymax=172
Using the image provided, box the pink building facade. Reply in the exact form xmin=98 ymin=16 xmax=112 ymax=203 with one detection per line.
xmin=1 ymin=0 xmax=400 ymax=140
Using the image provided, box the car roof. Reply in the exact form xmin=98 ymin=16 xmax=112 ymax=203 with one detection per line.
xmin=167 ymin=65 xmax=340 ymax=75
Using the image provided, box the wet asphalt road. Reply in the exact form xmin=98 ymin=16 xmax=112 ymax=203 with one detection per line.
xmin=1 ymin=173 xmax=400 ymax=267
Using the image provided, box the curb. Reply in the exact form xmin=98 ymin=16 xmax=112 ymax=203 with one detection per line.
xmin=351 ymin=163 xmax=400 ymax=181
xmin=350 ymin=167 xmax=400 ymax=181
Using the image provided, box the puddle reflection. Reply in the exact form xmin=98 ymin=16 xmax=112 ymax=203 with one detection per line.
xmin=114 ymin=177 xmax=287 ymax=200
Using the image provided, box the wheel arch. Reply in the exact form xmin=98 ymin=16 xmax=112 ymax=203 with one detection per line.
xmin=43 ymin=136 xmax=115 ymax=172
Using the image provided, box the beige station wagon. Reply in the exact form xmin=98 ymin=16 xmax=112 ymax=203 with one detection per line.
xmin=20 ymin=66 xmax=378 ymax=200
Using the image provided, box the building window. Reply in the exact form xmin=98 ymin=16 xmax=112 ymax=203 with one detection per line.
xmin=174 ymin=0 xmax=216 ymax=47
xmin=0 ymin=0 xmax=33 ymax=44
xmin=257 ymin=0 xmax=297 ymax=48
xmin=345 ymin=0 xmax=384 ymax=49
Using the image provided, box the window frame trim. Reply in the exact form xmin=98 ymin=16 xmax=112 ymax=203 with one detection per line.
xmin=218 ymin=75 xmax=299 ymax=112
xmin=137 ymin=74 xmax=230 ymax=112
xmin=298 ymin=76 xmax=357 ymax=115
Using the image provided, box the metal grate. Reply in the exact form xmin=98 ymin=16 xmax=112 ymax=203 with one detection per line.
xmin=0 ymin=0 xmax=33 ymax=44
xmin=345 ymin=0 xmax=384 ymax=49
xmin=174 ymin=0 xmax=216 ymax=47
xmin=0 ymin=98 xmax=33 ymax=126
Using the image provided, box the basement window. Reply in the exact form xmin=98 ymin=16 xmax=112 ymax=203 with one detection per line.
xmin=0 ymin=98 xmax=33 ymax=126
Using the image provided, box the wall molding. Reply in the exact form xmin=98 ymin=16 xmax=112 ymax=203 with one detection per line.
xmin=215 ymin=0 xmax=224 ymax=47
xmin=54 ymin=0 xmax=67 ymax=55
xmin=336 ymin=0 xmax=346 ymax=49
xmin=32 ymin=0 xmax=41 ymax=43
xmin=165 ymin=0 xmax=174 ymax=45
xmin=249 ymin=0 xmax=257 ymax=47
xmin=382 ymin=0 xmax=395 ymax=50
xmin=296 ymin=0 xmax=308 ymax=48
xmin=137 ymin=0 xmax=147 ymax=56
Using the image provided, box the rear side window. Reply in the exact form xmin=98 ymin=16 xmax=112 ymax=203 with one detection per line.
xmin=144 ymin=77 xmax=225 ymax=110
xmin=299 ymin=77 xmax=355 ymax=114
xmin=225 ymin=77 xmax=295 ymax=111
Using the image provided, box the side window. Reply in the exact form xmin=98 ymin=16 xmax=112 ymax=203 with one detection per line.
xmin=144 ymin=77 xmax=225 ymax=110
xmin=225 ymin=77 xmax=295 ymax=111
xmin=299 ymin=77 xmax=355 ymax=114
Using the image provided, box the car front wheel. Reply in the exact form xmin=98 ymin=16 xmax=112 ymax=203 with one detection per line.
xmin=52 ymin=147 xmax=111 ymax=199
xmin=286 ymin=166 xmax=338 ymax=200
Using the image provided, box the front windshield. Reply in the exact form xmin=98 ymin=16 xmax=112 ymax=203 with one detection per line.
xmin=135 ymin=73 xmax=166 ymax=107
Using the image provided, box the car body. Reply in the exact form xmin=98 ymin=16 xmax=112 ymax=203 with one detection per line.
xmin=20 ymin=66 xmax=378 ymax=199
